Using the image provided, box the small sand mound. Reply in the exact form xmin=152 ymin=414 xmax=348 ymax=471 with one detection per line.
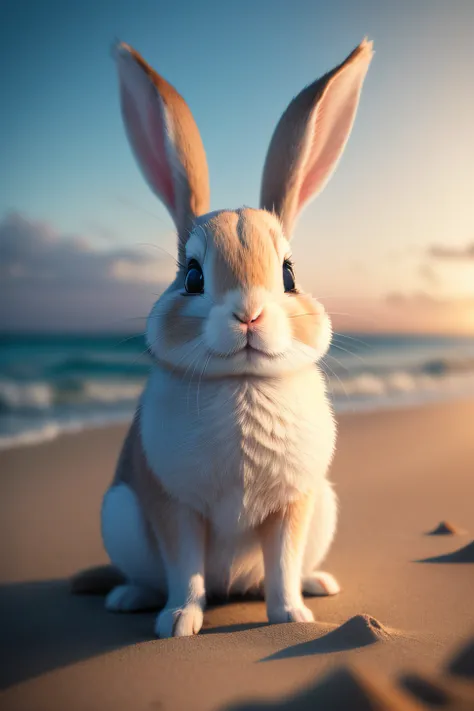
xmin=448 ymin=638 xmax=474 ymax=679
xmin=427 ymin=520 xmax=464 ymax=536
xmin=420 ymin=540 xmax=474 ymax=564
xmin=330 ymin=614 xmax=393 ymax=646
xmin=229 ymin=664 xmax=425 ymax=710
xmin=259 ymin=615 xmax=393 ymax=662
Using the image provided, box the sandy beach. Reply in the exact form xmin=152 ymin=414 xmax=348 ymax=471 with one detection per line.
xmin=1 ymin=399 xmax=473 ymax=710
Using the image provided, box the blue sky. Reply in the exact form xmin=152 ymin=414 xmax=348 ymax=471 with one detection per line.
xmin=1 ymin=0 xmax=474 ymax=333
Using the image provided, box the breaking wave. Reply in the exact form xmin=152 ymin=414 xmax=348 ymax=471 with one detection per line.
xmin=1 ymin=332 xmax=474 ymax=449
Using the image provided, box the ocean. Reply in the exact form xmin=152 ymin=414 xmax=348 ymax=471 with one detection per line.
xmin=1 ymin=332 xmax=474 ymax=450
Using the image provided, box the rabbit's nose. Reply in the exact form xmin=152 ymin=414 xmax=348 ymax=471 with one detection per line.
xmin=232 ymin=308 xmax=263 ymax=326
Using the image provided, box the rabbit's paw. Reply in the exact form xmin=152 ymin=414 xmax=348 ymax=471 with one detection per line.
xmin=155 ymin=603 xmax=204 ymax=638
xmin=267 ymin=603 xmax=314 ymax=624
xmin=105 ymin=584 xmax=163 ymax=612
xmin=303 ymin=571 xmax=340 ymax=596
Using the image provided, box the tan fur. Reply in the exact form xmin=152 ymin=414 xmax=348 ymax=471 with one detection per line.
xmin=260 ymin=39 xmax=373 ymax=236
xmin=119 ymin=44 xmax=210 ymax=261
xmin=287 ymin=494 xmax=316 ymax=559
xmin=259 ymin=492 xmax=315 ymax=616
xmin=204 ymin=208 xmax=281 ymax=295
xmin=287 ymin=293 xmax=324 ymax=349
xmin=260 ymin=492 xmax=315 ymax=558
xmin=113 ymin=412 xmax=183 ymax=564
xmin=161 ymin=298 xmax=203 ymax=350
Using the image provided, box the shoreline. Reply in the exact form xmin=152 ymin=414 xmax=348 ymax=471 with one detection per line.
xmin=3 ymin=387 xmax=474 ymax=453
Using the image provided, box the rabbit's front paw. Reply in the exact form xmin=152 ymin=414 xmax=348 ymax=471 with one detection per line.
xmin=155 ymin=603 xmax=204 ymax=638
xmin=267 ymin=603 xmax=314 ymax=624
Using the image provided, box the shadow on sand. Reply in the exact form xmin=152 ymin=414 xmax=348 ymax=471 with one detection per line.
xmin=0 ymin=577 xmax=267 ymax=689
xmin=0 ymin=578 xmax=387 ymax=688
xmin=0 ymin=579 xmax=156 ymax=689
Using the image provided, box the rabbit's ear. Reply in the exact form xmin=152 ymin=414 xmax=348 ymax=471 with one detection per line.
xmin=115 ymin=43 xmax=210 ymax=260
xmin=260 ymin=39 xmax=373 ymax=238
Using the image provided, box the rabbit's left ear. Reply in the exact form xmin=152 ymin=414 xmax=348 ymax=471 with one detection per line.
xmin=260 ymin=39 xmax=373 ymax=238
xmin=115 ymin=43 xmax=210 ymax=262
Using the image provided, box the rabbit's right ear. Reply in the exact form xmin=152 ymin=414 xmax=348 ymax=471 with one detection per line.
xmin=260 ymin=39 xmax=373 ymax=238
xmin=115 ymin=43 xmax=210 ymax=261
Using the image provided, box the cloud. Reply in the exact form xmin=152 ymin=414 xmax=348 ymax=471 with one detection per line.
xmin=0 ymin=212 xmax=170 ymax=285
xmin=428 ymin=242 xmax=474 ymax=261
xmin=383 ymin=291 xmax=474 ymax=334
xmin=0 ymin=212 xmax=174 ymax=332
xmin=385 ymin=291 xmax=448 ymax=309
xmin=417 ymin=262 xmax=441 ymax=287
xmin=2 ymin=212 xmax=473 ymax=336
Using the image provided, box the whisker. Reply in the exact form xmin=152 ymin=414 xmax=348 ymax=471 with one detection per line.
xmin=133 ymin=330 xmax=198 ymax=368
xmin=135 ymin=242 xmax=186 ymax=271
xmin=288 ymin=312 xmax=317 ymax=319
xmin=333 ymin=331 xmax=370 ymax=349
xmin=130 ymin=344 xmax=153 ymax=367
xmin=98 ymin=315 xmax=150 ymax=331
xmin=318 ymin=363 xmax=332 ymax=391
xmin=170 ymin=339 xmax=204 ymax=376
xmin=317 ymin=295 xmax=365 ymax=301
xmin=115 ymin=194 xmax=168 ymax=225
xmin=197 ymin=353 xmax=212 ymax=416
xmin=186 ymin=351 xmax=205 ymax=414
xmin=147 ymin=314 xmax=207 ymax=320
xmin=114 ymin=333 xmax=146 ymax=348
xmin=177 ymin=353 xmax=197 ymax=389
xmin=325 ymin=352 xmax=350 ymax=374
xmin=330 ymin=341 xmax=368 ymax=367
xmin=197 ymin=224 xmax=209 ymax=257
xmin=179 ymin=341 xmax=205 ymax=385
xmin=321 ymin=356 xmax=354 ymax=412
xmin=326 ymin=311 xmax=379 ymax=327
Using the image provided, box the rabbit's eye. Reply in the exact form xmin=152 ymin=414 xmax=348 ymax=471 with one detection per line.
xmin=185 ymin=259 xmax=204 ymax=294
xmin=283 ymin=259 xmax=296 ymax=293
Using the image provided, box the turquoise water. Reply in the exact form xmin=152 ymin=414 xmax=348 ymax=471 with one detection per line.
xmin=1 ymin=332 xmax=474 ymax=449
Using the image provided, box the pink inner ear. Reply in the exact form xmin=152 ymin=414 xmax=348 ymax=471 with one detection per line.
xmin=298 ymin=75 xmax=363 ymax=209
xmin=121 ymin=84 xmax=176 ymax=212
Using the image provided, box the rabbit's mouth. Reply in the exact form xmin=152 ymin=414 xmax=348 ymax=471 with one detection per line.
xmin=233 ymin=343 xmax=283 ymax=363
xmin=243 ymin=343 xmax=277 ymax=359
xmin=208 ymin=343 xmax=281 ymax=361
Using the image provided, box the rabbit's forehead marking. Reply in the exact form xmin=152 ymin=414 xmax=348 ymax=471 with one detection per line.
xmin=202 ymin=208 xmax=285 ymax=295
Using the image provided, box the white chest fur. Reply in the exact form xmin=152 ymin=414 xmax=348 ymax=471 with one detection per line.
xmin=141 ymin=365 xmax=336 ymax=536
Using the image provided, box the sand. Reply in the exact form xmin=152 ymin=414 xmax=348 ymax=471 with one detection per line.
xmin=1 ymin=398 xmax=474 ymax=710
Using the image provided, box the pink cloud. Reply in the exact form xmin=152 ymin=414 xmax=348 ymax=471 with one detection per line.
xmin=0 ymin=212 xmax=171 ymax=332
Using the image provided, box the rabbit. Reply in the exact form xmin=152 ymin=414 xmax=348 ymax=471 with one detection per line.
xmin=98 ymin=38 xmax=373 ymax=638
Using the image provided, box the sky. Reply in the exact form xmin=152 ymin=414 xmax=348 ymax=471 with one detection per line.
xmin=1 ymin=0 xmax=473 ymax=334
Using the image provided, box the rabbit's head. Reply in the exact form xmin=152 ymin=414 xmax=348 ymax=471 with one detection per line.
xmin=116 ymin=41 xmax=373 ymax=378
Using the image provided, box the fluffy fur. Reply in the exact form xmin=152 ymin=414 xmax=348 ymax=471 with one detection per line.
xmin=99 ymin=40 xmax=373 ymax=637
